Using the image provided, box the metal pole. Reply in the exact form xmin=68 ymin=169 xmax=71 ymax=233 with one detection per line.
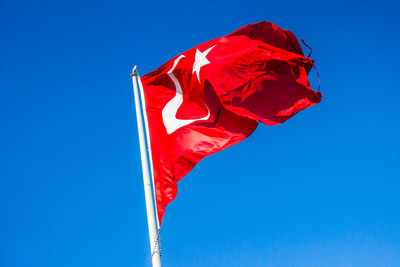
xmin=137 ymin=73 xmax=160 ymax=229
xmin=131 ymin=66 xmax=162 ymax=267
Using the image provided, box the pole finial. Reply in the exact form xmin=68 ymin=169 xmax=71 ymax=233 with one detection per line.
xmin=130 ymin=65 xmax=138 ymax=77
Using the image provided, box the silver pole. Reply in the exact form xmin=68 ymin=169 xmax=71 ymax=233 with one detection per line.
xmin=137 ymin=73 xmax=160 ymax=229
xmin=131 ymin=66 xmax=162 ymax=267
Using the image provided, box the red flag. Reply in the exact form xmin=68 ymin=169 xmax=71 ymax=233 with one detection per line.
xmin=140 ymin=21 xmax=321 ymax=225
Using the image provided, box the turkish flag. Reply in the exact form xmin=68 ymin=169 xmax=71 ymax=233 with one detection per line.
xmin=140 ymin=21 xmax=321 ymax=225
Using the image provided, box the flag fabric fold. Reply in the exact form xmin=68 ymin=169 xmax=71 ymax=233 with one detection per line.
xmin=140 ymin=21 xmax=321 ymax=225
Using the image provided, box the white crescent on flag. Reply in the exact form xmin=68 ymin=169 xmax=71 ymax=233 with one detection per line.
xmin=161 ymin=53 xmax=211 ymax=134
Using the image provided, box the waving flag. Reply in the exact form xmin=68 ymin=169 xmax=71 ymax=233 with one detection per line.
xmin=140 ymin=21 xmax=321 ymax=225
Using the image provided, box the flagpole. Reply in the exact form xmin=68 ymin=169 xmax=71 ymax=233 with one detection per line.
xmin=137 ymin=73 xmax=160 ymax=229
xmin=131 ymin=66 xmax=162 ymax=267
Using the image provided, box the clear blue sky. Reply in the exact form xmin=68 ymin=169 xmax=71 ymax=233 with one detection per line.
xmin=1 ymin=1 xmax=399 ymax=266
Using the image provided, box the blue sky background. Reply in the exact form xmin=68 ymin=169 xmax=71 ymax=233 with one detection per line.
xmin=1 ymin=1 xmax=400 ymax=266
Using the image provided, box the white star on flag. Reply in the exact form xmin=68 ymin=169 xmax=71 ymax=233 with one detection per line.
xmin=192 ymin=45 xmax=216 ymax=83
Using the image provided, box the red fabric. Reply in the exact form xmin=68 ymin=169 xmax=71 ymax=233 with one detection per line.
xmin=140 ymin=21 xmax=321 ymax=225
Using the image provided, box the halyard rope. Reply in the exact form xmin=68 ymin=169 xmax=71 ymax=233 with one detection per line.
xmin=151 ymin=228 xmax=161 ymax=260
